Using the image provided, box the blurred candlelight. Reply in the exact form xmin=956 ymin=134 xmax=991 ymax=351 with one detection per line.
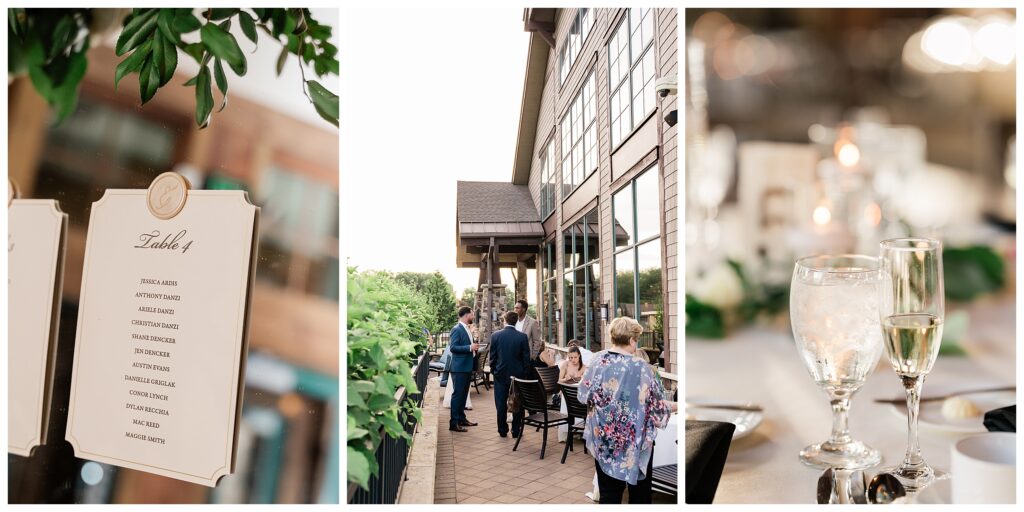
xmin=836 ymin=142 xmax=861 ymax=167
xmin=813 ymin=203 xmax=832 ymax=226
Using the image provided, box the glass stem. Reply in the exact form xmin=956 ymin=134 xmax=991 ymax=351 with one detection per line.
xmin=902 ymin=375 xmax=925 ymax=467
xmin=828 ymin=396 xmax=852 ymax=447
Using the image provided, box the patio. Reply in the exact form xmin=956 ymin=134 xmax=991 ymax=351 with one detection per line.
xmin=431 ymin=376 xmax=675 ymax=504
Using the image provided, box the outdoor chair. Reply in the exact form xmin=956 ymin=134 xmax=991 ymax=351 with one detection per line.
xmin=651 ymin=464 xmax=678 ymax=497
xmin=471 ymin=349 xmax=491 ymax=393
xmin=533 ymin=365 xmax=561 ymax=411
xmin=558 ymin=383 xmax=589 ymax=464
xmin=511 ymin=377 xmax=569 ymax=460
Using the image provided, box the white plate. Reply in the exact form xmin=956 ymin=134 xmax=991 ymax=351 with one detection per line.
xmin=888 ymin=391 xmax=1015 ymax=433
xmin=685 ymin=397 xmax=764 ymax=439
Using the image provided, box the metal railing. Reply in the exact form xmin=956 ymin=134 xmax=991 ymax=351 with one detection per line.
xmin=347 ymin=351 xmax=429 ymax=504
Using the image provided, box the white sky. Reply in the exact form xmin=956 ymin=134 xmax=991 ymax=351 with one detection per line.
xmin=341 ymin=8 xmax=537 ymax=301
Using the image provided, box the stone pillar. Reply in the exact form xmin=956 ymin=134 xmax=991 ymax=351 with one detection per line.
xmin=476 ymin=284 xmax=507 ymax=345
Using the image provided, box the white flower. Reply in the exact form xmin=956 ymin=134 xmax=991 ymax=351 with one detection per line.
xmin=692 ymin=263 xmax=743 ymax=310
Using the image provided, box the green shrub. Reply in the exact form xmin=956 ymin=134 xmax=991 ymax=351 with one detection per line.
xmin=347 ymin=267 xmax=430 ymax=489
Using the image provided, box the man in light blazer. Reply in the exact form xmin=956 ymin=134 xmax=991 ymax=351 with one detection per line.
xmin=448 ymin=306 xmax=480 ymax=432
xmin=513 ymin=299 xmax=545 ymax=369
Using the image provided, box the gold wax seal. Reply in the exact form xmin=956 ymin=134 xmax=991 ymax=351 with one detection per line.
xmin=147 ymin=172 xmax=190 ymax=220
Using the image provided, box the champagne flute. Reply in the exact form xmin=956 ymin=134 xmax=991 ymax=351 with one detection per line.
xmin=878 ymin=238 xmax=946 ymax=492
xmin=790 ymin=255 xmax=884 ymax=469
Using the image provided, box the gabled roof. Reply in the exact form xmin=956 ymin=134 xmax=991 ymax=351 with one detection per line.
xmin=457 ymin=181 xmax=540 ymax=224
xmin=455 ymin=181 xmax=544 ymax=268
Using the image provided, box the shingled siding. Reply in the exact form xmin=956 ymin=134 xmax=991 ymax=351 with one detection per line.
xmin=524 ymin=8 xmax=679 ymax=373
xmin=658 ymin=8 xmax=679 ymax=371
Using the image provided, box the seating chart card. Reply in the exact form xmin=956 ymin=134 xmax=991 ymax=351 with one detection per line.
xmin=66 ymin=180 xmax=259 ymax=487
xmin=8 ymin=199 xmax=67 ymax=456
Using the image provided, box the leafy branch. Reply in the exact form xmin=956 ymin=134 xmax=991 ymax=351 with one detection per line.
xmin=8 ymin=8 xmax=338 ymax=128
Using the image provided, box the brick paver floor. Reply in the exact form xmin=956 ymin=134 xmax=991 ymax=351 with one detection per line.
xmin=431 ymin=376 xmax=675 ymax=504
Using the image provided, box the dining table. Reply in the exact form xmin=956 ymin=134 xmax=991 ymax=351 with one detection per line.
xmin=686 ymin=294 xmax=1016 ymax=503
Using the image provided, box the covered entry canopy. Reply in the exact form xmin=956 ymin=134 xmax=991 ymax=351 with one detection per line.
xmin=455 ymin=181 xmax=544 ymax=272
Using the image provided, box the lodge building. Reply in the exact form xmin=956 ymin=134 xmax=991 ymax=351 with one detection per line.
xmin=456 ymin=8 xmax=679 ymax=373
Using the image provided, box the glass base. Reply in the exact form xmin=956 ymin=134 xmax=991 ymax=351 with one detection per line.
xmin=799 ymin=440 xmax=881 ymax=470
xmin=876 ymin=464 xmax=949 ymax=494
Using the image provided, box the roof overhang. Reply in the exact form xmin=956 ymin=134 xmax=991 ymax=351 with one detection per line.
xmin=512 ymin=9 xmax=556 ymax=186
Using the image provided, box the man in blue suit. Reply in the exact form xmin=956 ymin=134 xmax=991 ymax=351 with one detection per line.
xmin=448 ymin=306 xmax=479 ymax=432
xmin=489 ymin=311 xmax=531 ymax=438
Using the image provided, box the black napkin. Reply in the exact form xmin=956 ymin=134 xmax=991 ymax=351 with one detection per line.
xmin=685 ymin=420 xmax=736 ymax=504
xmin=983 ymin=405 xmax=1016 ymax=432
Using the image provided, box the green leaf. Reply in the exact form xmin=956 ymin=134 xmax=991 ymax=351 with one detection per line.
xmin=114 ymin=40 xmax=152 ymax=90
xmin=182 ymin=75 xmax=198 ymax=86
xmin=27 ymin=64 xmax=54 ymax=101
xmin=171 ymin=11 xmax=201 ymax=33
xmin=52 ymin=50 xmax=88 ymax=122
xmin=204 ymin=8 xmax=238 ymax=21
xmin=347 ymin=447 xmax=371 ymax=490
xmin=139 ymin=56 xmax=159 ymax=104
xmin=238 ymin=11 xmax=258 ymax=46
xmin=194 ymin=65 xmax=213 ymax=127
xmin=200 ymin=22 xmax=246 ymax=76
xmin=157 ymin=34 xmax=177 ymax=86
xmin=213 ymin=58 xmax=228 ymax=112
xmin=9 ymin=8 xmax=26 ymax=39
xmin=182 ymin=42 xmax=204 ymax=63
xmin=115 ymin=9 xmax=158 ymax=56
xmin=306 ymin=80 xmax=338 ymax=127
xmin=291 ymin=8 xmax=308 ymax=35
xmin=49 ymin=15 xmax=76 ymax=60
xmin=275 ymin=45 xmax=288 ymax=76
xmin=157 ymin=9 xmax=178 ymax=44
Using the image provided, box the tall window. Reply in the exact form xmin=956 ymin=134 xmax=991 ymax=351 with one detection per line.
xmin=560 ymin=73 xmax=597 ymax=197
xmin=257 ymin=167 xmax=340 ymax=300
xmin=539 ymin=141 xmax=556 ymax=218
xmin=541 ymin=240 xmax=558 ymax=343
xmin=609 ymin=8 xmax=656 ymax=148
xmin=557 ymin=8 xmax=595 ymax=85
xmin=613 ymin=167 xmax=662 ymax=354
xmin=563 ymin=209 xmax=601 ymax=351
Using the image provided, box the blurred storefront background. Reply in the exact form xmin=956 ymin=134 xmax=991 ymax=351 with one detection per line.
xmin=7 ymin=9 xmax=339 ymax=504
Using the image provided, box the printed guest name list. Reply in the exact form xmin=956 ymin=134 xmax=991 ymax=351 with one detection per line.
xmin=124 ymin=276 xmax=182 ymax=445
xmin=67 ymin=190 xmax=258 ymax=487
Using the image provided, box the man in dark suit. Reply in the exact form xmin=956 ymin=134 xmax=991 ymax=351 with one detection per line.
xmin=489 ymin=311 xmax=531 ymax=438
xmin=448 ymin=306 xmax=479 ymax=432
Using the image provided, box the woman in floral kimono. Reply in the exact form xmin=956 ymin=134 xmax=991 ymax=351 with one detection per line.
xmin=579 ymin=317 xmax=674 ymax=504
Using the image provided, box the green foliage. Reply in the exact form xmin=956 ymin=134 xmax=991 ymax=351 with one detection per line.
xmin=685 ymin=294 xmax=725 ymax=338
xmin=8 ymin=9 xmax=91 ymax=122
xmin=8 ymin=8 xmax=339 ymax=128
xmin=943 ymin=246 xmax=1005 ymax=302
xmin=460 ymin=287 xmax=476 ymax=308
xmin=394 ymin=272 xmax=458 ymax=335
xmin=347 ymin=267 xmax=431 ymax=490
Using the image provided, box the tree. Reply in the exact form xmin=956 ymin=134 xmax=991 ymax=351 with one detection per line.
xmin=8 ymin=8 xmax=338 ymax=127
xmin=394 ymin=271 xmax=457 ymax=334
xmin=460 ymin=287 xmax=476 ymax=309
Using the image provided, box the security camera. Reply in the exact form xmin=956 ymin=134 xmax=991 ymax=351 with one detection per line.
xmin=655 ymin=75 xmax=677 ymax=97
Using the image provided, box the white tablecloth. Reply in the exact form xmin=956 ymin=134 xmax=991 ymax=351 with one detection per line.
xmin=686 ymin=297 xmax=1016 ymax=503
xmin=442 ymin=378 xmax=473 ymax=409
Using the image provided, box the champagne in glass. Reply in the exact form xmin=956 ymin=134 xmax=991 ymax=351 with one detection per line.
xmin=878 ymin=238 xmax=947 ymax=492
xmin=882 ymin=313 xmax=943 ymax=377
xmin=790 ymin=255 xmax=884 ymax=469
